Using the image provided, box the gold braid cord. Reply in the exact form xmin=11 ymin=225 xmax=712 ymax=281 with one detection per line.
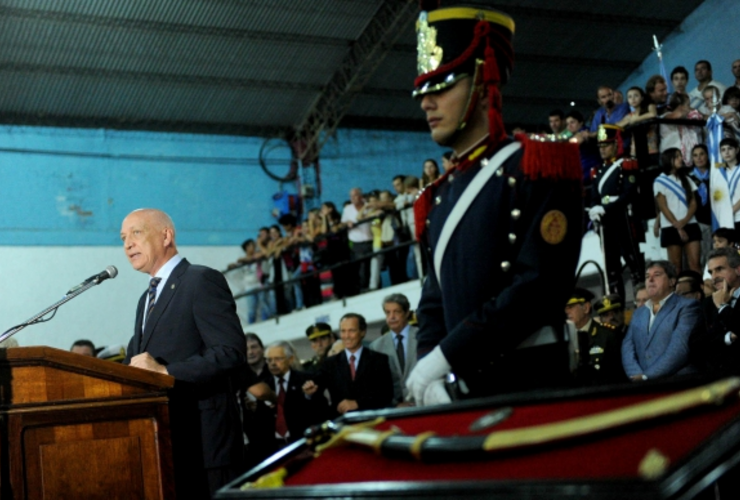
xmin=314 ymin=417 xmax=387 ymax=456
xmin=483 ymin=377 xmax=740 ymax=451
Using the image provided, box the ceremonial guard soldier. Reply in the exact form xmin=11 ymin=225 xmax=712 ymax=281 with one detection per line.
xmin=405 ymin=3 xmax=583 ymax=405
xmin=566 ymin=289 xmax=627 ymax=386
xmin=588 ymin=124 xmax=645 ymax=301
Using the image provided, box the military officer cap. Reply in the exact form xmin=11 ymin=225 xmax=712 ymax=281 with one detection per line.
xmin=566 ymin=287 xmax=595 ymax=306
xmin=413 ymin=3 xmax=515 ymax=98
xmin=305 ymin=323 xmax=333 ymax=340
xmin=595 ymin=294 xmax=623 ymax=315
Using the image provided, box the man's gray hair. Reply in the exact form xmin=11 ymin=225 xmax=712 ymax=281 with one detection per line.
xmin=267 ymin=340 xmax=295 ymax=359
xmin=382 ymin=293 xmax=410 ymax=313
xmin=646 ymin=260 xmax=677 ymax=281
xmin=707 ymin=247 xmax=740 ymax=269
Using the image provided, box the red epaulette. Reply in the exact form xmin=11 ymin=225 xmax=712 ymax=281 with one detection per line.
xmin=413 ymin=170 xmax=453 ymax=242
xmin=514 ymin=133 xmax=582 ymax=181
xmin=622 ymin=158 xmax=639 ymax=171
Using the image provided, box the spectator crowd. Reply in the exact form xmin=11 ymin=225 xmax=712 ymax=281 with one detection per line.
xmin=224 ymin=157 xmax=447 ymax=324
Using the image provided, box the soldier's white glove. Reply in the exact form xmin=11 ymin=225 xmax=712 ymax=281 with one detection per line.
xmin=406 ymin=345 xmax=452 ymax=406
xmin=423 ymin=379 xmax=452 ymax=405
xmin=588 ymin=205 xmax=605 ymax=222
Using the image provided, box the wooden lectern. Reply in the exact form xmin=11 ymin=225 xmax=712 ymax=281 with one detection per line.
xmin=0 ymin=346 xmax=175 ymax=499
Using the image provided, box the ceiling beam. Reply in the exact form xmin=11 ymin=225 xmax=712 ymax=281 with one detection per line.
xmin=0 ymin=62 xmax=321 ymax=92
xmin=291 ymin=0 xmax=418 ymax=161
xmin=0 ymin=5 xmax=350 ymax=47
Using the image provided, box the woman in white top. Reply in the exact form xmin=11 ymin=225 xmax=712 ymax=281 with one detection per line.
xmin=654 ymin=147 xmax=702 ymax=273
xmin=710 ymin=137 xmax=740 ymax=231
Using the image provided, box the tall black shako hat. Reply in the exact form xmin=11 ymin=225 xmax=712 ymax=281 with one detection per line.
xmin=597 ymin=124 xmax=624 ymax=158
xmin=413 ymin=2 xmax=515 ymax=143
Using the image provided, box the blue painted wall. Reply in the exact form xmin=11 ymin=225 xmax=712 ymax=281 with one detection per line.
xmin=619 ymin=0 xmax=740 ymax=96
xmin=0 ymin=125 xmax=438 ymax=246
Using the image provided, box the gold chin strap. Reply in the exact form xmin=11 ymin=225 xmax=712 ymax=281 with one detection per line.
xmin=457 ymin=60 xmax=486 ymax=132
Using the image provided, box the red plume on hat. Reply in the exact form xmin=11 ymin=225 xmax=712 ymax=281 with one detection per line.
xmin=412 ymin=4 xmax=515 ymax=144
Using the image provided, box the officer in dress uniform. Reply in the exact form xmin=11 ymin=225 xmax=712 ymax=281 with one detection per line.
xmin=566 ymin=289 xmax=627 ymax=386
xmin=405 ymin=4 xmax=584 ymax=405
xmin=301 ymin=323 xmax=335 ymax=374
xmin=588 ymin=124 xmax=645 ymax=302
xmin=595 ymin=293 xmax=627 ymax=340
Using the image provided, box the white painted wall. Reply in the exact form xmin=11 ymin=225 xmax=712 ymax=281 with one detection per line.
xmin=1 ymin=229 xmax=663 ymax=354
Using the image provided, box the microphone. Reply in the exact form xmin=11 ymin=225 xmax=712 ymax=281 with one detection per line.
xmin=67 ymin=266 xmax=118 ymax=295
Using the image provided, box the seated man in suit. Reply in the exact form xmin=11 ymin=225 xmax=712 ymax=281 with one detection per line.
xmin=121 ymin=208 xmax=246 ymax=498
xmin=622 ymin=260 xmax=701 ymax=381
xmin=369 ymin=293 xmax=418 ymax=405
xmin=264 ymin=341 xmax=328 ymax=453
xmin=302 ymin=313 xmax=393 ymax=417
xmin=691 ymin=247 xmax=740 ymax=375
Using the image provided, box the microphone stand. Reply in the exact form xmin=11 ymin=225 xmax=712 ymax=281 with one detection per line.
xmin=0 ymin=278 xmax=103 ymax=344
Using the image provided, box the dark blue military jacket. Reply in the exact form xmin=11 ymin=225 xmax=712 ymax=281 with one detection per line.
xmin=415 ymin=137 xmax=583 ymax=384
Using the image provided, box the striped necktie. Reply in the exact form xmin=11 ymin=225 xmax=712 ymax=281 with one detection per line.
xmin=146 ymin=277 xmax=162 ymax=318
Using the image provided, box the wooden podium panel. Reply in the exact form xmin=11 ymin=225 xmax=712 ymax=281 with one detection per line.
xmin=0 ymin=346 xmax=175 ymax=499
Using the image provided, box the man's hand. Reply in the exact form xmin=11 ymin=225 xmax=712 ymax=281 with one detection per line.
xmin=405 ymin=345 xmax=452 ymax=406
xmin=337 ymin=399 xmax=359 ymax=414
xmin=129 ymin=352 xmax=168 ymax=375
xmin=302 ymin=380 xmax=318 ymax=396
xmin=248 ymin=382 xmax=276 ymax=403
xmin=713 ymin=280 xmax=734 ymax=309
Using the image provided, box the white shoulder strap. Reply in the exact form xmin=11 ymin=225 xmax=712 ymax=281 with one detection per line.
xmin=433 ymin=141 xmax=522 ymax=286
xmin=597 ymin=158 xmax=623 ymax=196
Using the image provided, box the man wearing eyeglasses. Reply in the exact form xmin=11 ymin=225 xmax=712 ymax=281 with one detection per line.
xmin=264 ymin=341 xmax=327 ymax=453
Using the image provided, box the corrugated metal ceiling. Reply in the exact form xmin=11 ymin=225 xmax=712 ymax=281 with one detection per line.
xmin=0 ymin=0 xmax=706 ymax=142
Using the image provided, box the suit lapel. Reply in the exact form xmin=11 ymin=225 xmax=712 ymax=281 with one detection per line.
xmin=131 ymin=293 xmax=147 ymax=356
xmin=140 ymin=259 xmax=189 ymax=352
xmin=647 ymin=295 xmax=677 ymax=345
xmin=405 ymin=327 xmax=418 ymax=377
xmin=337 ymin=353 xmax=352 ymax=393
xmin=382 ymin=334 xmax=402 ymax=377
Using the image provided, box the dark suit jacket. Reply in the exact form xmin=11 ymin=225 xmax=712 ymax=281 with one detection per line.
xmin=692 ymin=295 xmax=740 ymax=376
xmin=369 ymin=326 xmax=418 ymax=404
xmin=266 ymin=369 xmax=328 ymax=441
xmin=124 ymin=259 xmax=246 ymax=486
xmin=621 ymin=294 xmax=700 ymax=379
xmin=313 ymin=348 xmax=394 ymax=418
